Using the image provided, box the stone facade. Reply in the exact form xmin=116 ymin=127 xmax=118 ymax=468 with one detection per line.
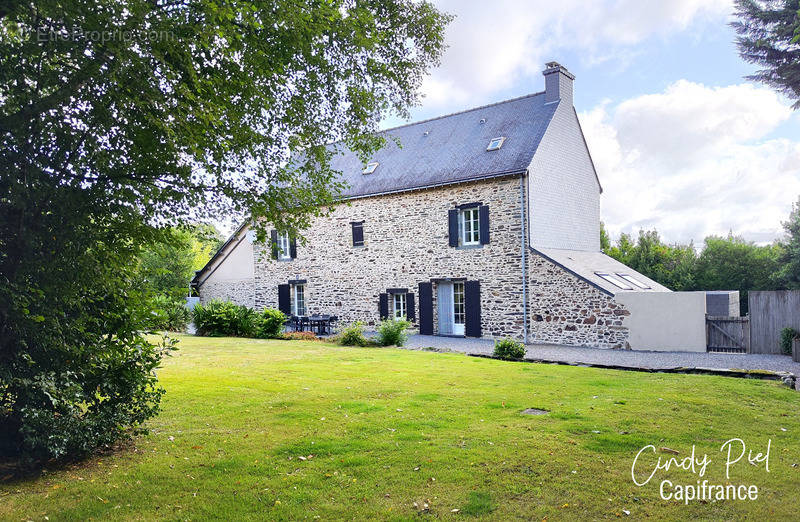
xmin=198 ymin=278 xmax=255 ymax=309
xmin=254 ymin=176 xmax=527 ymax=339
xmin=527 ymin=254 xmax=630 ymax=348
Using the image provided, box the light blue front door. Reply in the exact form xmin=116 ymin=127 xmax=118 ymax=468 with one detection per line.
xmin=437 ymin=282 xmax=454 ymax=335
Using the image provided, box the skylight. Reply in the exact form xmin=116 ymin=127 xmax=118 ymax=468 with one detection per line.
xmin=362 ymin=162 xmax=379 ymax=174
xmin=487 ymin=137 xmax=505 ymax=151
xmin=595 ymin=272 xmax=633 ymax=290
xmin=617 ymin=273 xmax=650 ymax=289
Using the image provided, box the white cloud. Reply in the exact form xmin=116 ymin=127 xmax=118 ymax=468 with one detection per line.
xmin=423 ymin=0 xmax=731 ymax=107
xmin=581 ymin=80 xmax=800 ymax=243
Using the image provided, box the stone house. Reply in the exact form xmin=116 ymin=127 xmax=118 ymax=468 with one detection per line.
xmin=192 ymin=62 xmax=669 ymax=348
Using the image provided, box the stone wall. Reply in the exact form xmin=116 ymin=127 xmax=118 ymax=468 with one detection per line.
xmin=253 ymin=176 xmax=527 ymax=339
xmin=527 ymin=253 xmax=630 ymax=348
xmin=198 ymin=278 xmax=255 ymax=309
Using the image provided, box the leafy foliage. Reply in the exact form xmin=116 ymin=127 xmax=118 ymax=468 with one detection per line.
xmin=282 ymin=331 xmax=320 ymax=341
xmin=493 ymin=338 xmax=526 ymax=360
xmin=338 ymin=321 xmax=369 ymax=347
xmin=694 ymin=234 xmax=782 ymax=313
xmin=1 ymin=0 xmax=448 ymax=461
xmin=138 ymin=226 xmax=223 ymax=298
xmin=375 ymin=318 xmax=411 ymax=346
xmin=254 ymin=308 xmax=288 ymax=339
xmin=777 ymin=196 xmax=800 ymax=288
xmin=0 ymin=191 xmax=175 ymax=460
xmin=780 ymin=327 xmax=798 ymax=355
xmin=732 ymin=0 xmax=800 ymax=108
xmin=192 ymin=300 xmax=258 ymax=337
xmin=148 ymin=295 xmax=191 ymax=332
xmin=603 ymin=228 xmax=785 ymax=314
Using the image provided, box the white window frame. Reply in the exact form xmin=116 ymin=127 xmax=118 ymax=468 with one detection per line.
xmin=458 ymin=207 xmax=480 ymax=246
xmin=486 ymin=136 xmax=505 ymax=151
xmin=453 ymin=282 xmax=465 ymax=326
xmin=291 ymin=284 xmax=306 ymax=316
xmin=595 ymin=272 xmax=633 ymax=290
xmin=362 ymin=162 xmax=379 ymax=174
xmin=616 ymin=273 xmax=650 ymax=289
xmin=277 ymin=232 xmax=291 ymax=260
xmin=393 ymin=292 xmax=407 ymax=320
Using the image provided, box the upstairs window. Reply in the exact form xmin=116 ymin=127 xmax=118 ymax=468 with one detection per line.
xmin=277 ymin=232 xmax=291 ymax=260
xmin=486 ymin=137 xmax=505 ymax=151
xmin=393 ymin=292 xmax=407 ymax=320
xmin=351 ymin=221 xmax=364 ymax=247
xmin=595 ymin=272 xmax=633 ymax=290
xmin=459 ymin=207 xmax=480 ymax=246
xmin=617 ymin=273 xmax=650 ymax=289
xmin=362 ymin=162 xmax=379 ymax=174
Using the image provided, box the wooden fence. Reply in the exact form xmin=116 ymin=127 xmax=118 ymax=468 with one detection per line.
xmin=706 ymin=316 xmax=749 ymax=353
xmin=749 ymin=290 xmax=800 ymax=354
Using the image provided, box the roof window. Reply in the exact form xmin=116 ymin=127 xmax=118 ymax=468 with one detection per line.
xmin=595 ymin=272 xmax=633 ymax=290
xmin=362 ymin=162 xmax=379 ymax=175
xmin=487 ymin=137 xmax=505 ymax=151
xmin=617 ymin=273 xmax=650 ymax=289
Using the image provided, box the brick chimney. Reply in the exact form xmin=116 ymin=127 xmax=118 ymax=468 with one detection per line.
xmin=543 ymin=62 xmax=574 ymax=105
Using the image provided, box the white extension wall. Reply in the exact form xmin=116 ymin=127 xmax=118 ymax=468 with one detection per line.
xmin=615 ymin=291 xmax=707 ymax=352
xmin=527 ymin=100 xmax=601 ymax=252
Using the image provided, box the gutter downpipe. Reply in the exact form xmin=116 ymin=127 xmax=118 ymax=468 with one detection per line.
xmin=520 ymin=172 xmax=529 ymax=344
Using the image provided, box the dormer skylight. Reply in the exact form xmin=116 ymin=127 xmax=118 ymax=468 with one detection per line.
xmin=595 ymin=272 xmax=633 ymax=290
xmin=617 ymin=273 xmax=650 ymax=289
xmin=362 ymin=162 xmax=379 ymax=175
xmin=487 ymin=137 xmax=505 ymax=151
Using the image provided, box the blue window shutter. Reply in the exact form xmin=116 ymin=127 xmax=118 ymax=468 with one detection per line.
xmin=418 ymin=283 xmax=433 ymax=334
xmin=464 ymin=280 xmax=481 ymax=337
xmin=379 ymin=293 xmax=389 ymax=320
xmin=406 ymin=293 xmax=416 ymax=322
xmin=278 ymin=284 xmax=290 ymax=315
xmin=289 ymin=236 xmax=297 ymax=259
xmin=448 ymin=209 xmax=459 ymax=247
xmin=352 ymin=222 xmax=364 ymax=246
xmin=479 ymin=205 xmax=490 ymax=244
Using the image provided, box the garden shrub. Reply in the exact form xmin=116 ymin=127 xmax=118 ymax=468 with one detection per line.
xmin=282 ymin=331 xmax=319 ymax=341
xmin=375 ymin=318 xmax=411 ymax=346
xmin=148 ymin=294 xmax=190 ymax=332
xmin=780 ymin=327 xmax=799 ymax=355
xmin=254 ymin=308 xmax=287 ymax=339
xmin=493 ymin=338 xmax=525 ymax=360
xmin=192 ymin=300 xmax=257 ymax=337
xmin=338 ymin=321 xmax=368 ymax=346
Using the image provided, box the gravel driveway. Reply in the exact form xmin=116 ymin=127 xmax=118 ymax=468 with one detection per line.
xmin=403 ymin=334 xmax=800 ymax=381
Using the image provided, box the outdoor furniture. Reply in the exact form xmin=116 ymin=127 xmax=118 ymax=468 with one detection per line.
xmin=308 ymin=314 xmax=332 ymax=335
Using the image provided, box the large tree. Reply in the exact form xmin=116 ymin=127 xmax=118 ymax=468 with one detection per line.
xmin=732 ymin=0 xmax=800 ymax=107
xmin=1 ymin=0 xmax=449 ymax=460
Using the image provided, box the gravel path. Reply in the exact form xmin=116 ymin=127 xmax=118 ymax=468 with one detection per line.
xmin=403 ymin=334 xmax=800 ymax=377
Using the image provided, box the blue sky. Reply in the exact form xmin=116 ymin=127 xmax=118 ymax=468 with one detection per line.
xmin=381 ymin=0 xmax=800 ymax=244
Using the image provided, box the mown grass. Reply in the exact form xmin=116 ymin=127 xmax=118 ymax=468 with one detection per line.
xmin=1 ymin=335 xmax=799 ymax=520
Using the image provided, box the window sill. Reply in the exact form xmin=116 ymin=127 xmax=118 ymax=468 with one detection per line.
xmin=456 ymin=244 xmax=483 ymax=250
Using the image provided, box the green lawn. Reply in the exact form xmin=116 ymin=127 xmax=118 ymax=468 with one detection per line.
xmin=2 ymin=335 xmax=799 ymax=520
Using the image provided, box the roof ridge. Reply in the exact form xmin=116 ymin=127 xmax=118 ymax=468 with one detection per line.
xmin=376 ymin=90 xmax=546 ymax=134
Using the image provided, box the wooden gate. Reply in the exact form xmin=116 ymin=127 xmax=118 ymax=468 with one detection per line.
xmin=706 ymin=316 xmax=749 ymax=353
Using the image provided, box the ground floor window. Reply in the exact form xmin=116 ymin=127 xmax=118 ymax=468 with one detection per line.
xmin=393 ymin=292 xmax=407 ymax=319
xmin=291 ymin=284 xmax=306 ymax=316
xmin=453 ymin=282 xmax=465 ymax=326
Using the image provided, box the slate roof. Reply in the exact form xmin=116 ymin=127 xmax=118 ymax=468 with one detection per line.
xmin=329 ymin=91 xmax=557 ymax=198
xmin=534 ymin=247 xmax=672 ymax=295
